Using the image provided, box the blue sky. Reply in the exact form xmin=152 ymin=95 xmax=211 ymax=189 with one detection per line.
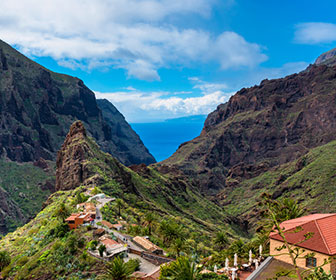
xmin=1 ymin=0 xmax=336 ymax=122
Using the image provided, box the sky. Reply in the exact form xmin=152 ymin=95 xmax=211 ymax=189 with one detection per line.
xmin=1 ymin=0 xmax=336 ymax=122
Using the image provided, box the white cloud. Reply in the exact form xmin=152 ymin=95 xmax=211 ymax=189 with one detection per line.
xmin=189 ymin=77 xmax=228 ymax=94
xmin=0 ymin=0 xmax=267 ymax=80
xmin=295 ymin=22 xmax=336 ymax=44
xmin=95 ymin=85 xmax=233 ymax=122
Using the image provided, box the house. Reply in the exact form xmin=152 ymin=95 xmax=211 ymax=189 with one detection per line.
xmin=99 ymin=235 xmax=128 ymax=259
xmin=269 ymin=213 xmax=336 ymax=275
xmin=112 ymin=223 xmax=123 ymax=231
xmin=76 ymin=202 xmax=96 ymax=219
xmin=65 ymin=213 xmax=92 ymax=229
xmin=101 ymin=220 xmax=114 ymax=229
xmin=133 ymin=236 xmax=164 ymax=255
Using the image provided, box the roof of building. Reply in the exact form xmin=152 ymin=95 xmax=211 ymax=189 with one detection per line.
xmin=99 ymin=236 xmax=119 ymax=248
xmin=270 ymin=213 xmax=336 ymax=255
xmin=65 ymin=213 xmax=80 ymax=221
xmin=133 ymin=236 xmax=162 ymax=252
xmin=112 ymin=223 xmax=123 ymax=229
xmin=101 ymin=220 xmax=113 ymax=229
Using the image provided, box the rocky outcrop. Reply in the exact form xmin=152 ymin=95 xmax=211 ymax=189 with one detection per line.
xmin=315 ymin=47 xmax=336 ymax=66
xmin=56 ymin=121 xmax=92 ymax=190
xmin=162 ymin=63 xmax=336 ymax=194
xmin=56 ymin=120 xmax=136 ymax=192
xmin=0 ymin=39 xmax=154 ymax=165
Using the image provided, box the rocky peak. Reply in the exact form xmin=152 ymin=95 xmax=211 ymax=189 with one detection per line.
xmin=315 ymin=47 xmax=336 ymax=66
xmin=55 ymin=121 xmax=93 ymax=191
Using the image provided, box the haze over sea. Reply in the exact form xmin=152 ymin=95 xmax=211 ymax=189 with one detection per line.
xmin=131 ymin=115 xmax=206 ymax=162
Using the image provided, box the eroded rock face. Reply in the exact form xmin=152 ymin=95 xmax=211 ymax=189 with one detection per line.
xmin=56 ymin=121 xmax=91 ymax=191
xmin=162 ymin=64 xmax=336 ymax=194
xmin=0 ymin=39 xmax=154 ymax=166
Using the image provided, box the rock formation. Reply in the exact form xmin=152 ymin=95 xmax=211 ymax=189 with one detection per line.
xmin=162 ymin=63 xmax=336 ymax=194
xmin=0 ymin=39 xmax=154 ymax=165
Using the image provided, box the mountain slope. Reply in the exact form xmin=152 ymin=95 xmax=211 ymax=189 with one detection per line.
xmin=97 ymin=99 xmax=155 ymax=165
xmin=0 ymin=160 xmax=55 ymax=235
xmin=161 ymin=64 xmax=336 ymax=195
xmin=0 ymin=121 xmax=239 ymax=279
xmin=0 ymin=39 xmax=154 ymax=166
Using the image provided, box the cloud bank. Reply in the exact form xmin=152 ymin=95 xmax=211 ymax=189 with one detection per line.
xmin=95 ymin=79 xmax=232 ymax=122
xmin=295 ymin=22 xmax=336 ymax=44
xmin=0 ymin=0 xmax=267 ymax=80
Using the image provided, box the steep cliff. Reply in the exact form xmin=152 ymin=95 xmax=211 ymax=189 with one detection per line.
xmin=97 ymin=99 xmax=155 ymax=165
xmin=0 ymin=39 xmax=154 ymax=166
xmin=162 ymin=63 xmax=336 ymax=195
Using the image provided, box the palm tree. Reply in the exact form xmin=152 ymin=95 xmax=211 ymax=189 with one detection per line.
xmin=173 ymin=238 xmax=187 ymax=257
xmin=115 ymin=199 xmax=123 ymax=217
xmin=214 ymin=231 xmax=229 ymax=250
xmin=101 ymin=257 xmax=134 ymax=280
xmin=159 ymin=219 xmax=183 ymax=244
xmin=144 ymin=212 xmax=155 ymax=236
xmin=160 ymin=256 xmax=199 ymax=280
xmin=55 ymin=202 xmax=70 ymax=221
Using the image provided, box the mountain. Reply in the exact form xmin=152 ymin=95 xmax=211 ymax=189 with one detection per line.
xmin=315 ymin=47 xmax=336 ymax=67
xmin=160 ymin=51 xmax=336 ymax=230
xmin=0 ymin=39 xmax=154 ymax=166
xmin=162 ymin=63 xmax=336 ymax=194
xmin=0 ymin=121 xmax=236 ymax=279
xmin=97 ymin=99 xmax=155 ymax=165
xmin=0 ymin=39 xmax=154 ymax=234
xmin=164 ymin=115 xmax=207 ymax=124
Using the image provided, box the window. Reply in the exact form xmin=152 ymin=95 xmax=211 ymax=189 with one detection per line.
xmin=306 ymin=257 xmax=317 ymax=268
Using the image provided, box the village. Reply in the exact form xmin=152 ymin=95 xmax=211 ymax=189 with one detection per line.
xmin=64 ymin=187 xmax=336 ymax=280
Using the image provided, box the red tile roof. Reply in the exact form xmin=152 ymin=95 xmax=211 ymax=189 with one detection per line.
xmin=270 ymin=213 xmax=336 ymax=255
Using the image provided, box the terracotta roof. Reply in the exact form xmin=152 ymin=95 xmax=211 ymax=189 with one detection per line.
xmin=65 ymin=213 xmax=80 ymax=221
xmin=112 ymin=223 xmax=123 ymax=229
xmin=101 ymin=220 xmax=113 ymax=229
xmin=133 ymin=236 xmax=162 ymax=252
xmin=99 ymin=236 xmax=119 ymax=248
xmin=270 ymin=213 xmax=336 ymax=255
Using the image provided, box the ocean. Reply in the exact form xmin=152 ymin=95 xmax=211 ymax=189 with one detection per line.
xmin=131 ymin=116 xmax=206 ymax=162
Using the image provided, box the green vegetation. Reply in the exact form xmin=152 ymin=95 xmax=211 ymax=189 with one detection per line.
xmin=99 ymin=257 xmax=137 ymax=280
xmin=223 ymin=140 xmax=336 ymax=230
xmin=0 ymin=160 xmax=55 ymax=234
xmin=0 ymin=187 xmax=102 ymax=279
xmin=0 ymin=250 xmax=11 ymax=271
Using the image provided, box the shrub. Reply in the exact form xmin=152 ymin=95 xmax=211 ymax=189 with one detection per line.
xmin=0 ymin=250 xmax=11 ymax=271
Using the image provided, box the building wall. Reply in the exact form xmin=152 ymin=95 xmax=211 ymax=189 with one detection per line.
xmin=270 ymin=239 xmax=335 ymax=274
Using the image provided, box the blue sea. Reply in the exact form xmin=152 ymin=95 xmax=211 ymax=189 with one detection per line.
xmin=131 ymin=115 xmax=206 ymax=162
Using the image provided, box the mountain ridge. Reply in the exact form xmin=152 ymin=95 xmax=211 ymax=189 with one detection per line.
xmin=0 ymin=39 xmax=154 ymax=166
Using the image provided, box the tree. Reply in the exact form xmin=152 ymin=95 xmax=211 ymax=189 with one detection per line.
xmin=0 ymin=250 xmax=11 ymax=271
xmin=144 ymin=212 xmax=155 ymax=236
xmin=55 ymin=202 xmax=70 ymax=222
xmin=173 ymin=238 xmax=187 ymax=257
xmin=115 ymin=199 xmax=123 ymax=217
xmin=214 ymin=232 xmax=229 ymax=251
xmin=98 ymin=244 xmax=106 ymax=257
xmin=160 ymin=256 xmax=199 ymax=280
xmin=100 ymin=257 xmax=135 ymax=280
xmin=159 ymin=219 xmax=184 ymax=245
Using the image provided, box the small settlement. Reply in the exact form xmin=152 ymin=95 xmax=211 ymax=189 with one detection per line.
xmin=65 ymin=191 xmax=171 ymax=280
xmin=65 ymin=187 xmax=336 ymax=280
